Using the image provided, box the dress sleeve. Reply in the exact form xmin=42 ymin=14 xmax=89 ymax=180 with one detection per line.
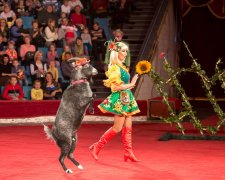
xmin=103 ymin=65 xmax=123 ymax=92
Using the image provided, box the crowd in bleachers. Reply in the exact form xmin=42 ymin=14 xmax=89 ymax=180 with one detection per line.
xmin=0 ymin=0 xmax=136 ymax=100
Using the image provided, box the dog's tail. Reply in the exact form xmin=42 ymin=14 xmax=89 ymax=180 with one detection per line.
xmin=43 ymin=124 xmax=54 ymax=141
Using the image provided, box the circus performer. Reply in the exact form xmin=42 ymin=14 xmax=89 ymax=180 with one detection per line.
xmin=89 ymin=41 xmax=140 ymax=162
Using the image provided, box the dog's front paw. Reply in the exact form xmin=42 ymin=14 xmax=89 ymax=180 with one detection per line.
xmin=77 ymin=165 xmax=84 ymax=170
xmin=66 ymin=169 xmax=73 ymax=173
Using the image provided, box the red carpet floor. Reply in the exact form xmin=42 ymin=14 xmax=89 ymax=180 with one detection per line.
xmin=1 ymin=119 xmax=225 ymax=180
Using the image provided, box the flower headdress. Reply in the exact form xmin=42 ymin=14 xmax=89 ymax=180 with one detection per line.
xmin=104 ymin=39 xmax=121 ymax=52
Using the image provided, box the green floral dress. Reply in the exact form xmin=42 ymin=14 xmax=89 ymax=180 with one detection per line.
xmin=98 ymin=64 xmax=140 ymax=116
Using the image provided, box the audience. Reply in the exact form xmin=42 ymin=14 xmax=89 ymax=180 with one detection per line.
xmin=2 ymin=75 xmax=24 ymax=100
xmin=0 ymin=54 xmax=12 ymax=86
xmin=47 ymin=59 xmax=58 ymax=82
xmin=44 ymin=18 xmax=58 ymax=47
xmin=31 ymin=79 xmax=43 ymax=100
xmin=11 ymin=59 xmax=28 ymax=86
xmin=46 ymin=43 xmax=59 ymax=67
xmin=20 ymin=35 xmax=36 ymax=64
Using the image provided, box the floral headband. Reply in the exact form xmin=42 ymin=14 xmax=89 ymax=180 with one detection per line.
xmin=104 ymin=40 xmax=121 ymax=52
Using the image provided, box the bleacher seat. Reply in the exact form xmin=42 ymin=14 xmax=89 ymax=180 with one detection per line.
xmin=21 ymin=16 xmax=34 ymax=29
xmin=23 ymin=86 xmax=32 ymax=100
xmin=94 ymin=18 xmax=112 ymax=40
xmin=38 ymin=47 xmax=48 ymax=62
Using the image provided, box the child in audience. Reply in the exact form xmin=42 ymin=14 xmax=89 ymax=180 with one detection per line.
xmin=2 ymin=76 xmax=25 ymax=100
xmin=81 ymin=28 xmax=92 ymax=56
xmin=5 ymin=41 xmax=18 ymax=63
xmin=11 ymin=59 xmax=28 ymax=86
xmin=46 ymin=43 xmax=60 ymax=67
xmin=31 ymin=79 xmax=43 ymax=100
xmin=61 ymin=45 xmax=71 ymax=61
xmin=74 ymin=37 xmax=86 ymax=57
xmin=47 ymin=60 xmax=58 ymax=82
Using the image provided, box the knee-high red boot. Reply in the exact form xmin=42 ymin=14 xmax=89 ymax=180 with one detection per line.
xmin=122 ymin=127 xmax=140 ymax=162
xmin=89 ymin=127 xmax=117 ymax=160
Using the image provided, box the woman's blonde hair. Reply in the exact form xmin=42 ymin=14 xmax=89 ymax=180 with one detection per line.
xmin=109 ymin=42 xmax=128 ymax=66
xmin=34 ymin=51 xmax=43 ymax=61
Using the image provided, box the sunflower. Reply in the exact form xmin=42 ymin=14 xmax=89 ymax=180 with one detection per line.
xmin=136 ymin=60 xmax=151 ymax=75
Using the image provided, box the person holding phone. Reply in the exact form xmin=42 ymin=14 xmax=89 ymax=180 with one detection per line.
xmin=89 ymin=41 xmax=140 ymax=162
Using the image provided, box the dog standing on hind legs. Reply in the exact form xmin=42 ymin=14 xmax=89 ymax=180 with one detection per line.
xmin=44 ymin=57 xmax=98 ymax=173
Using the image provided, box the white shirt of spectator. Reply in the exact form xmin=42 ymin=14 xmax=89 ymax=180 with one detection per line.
xmin=0 ymin=10 xmax=16 ymax=21
xmin=61 ymin=4 xmax=71 ymax=14
xmin=68 ymin=0 xmax=83 ymax=9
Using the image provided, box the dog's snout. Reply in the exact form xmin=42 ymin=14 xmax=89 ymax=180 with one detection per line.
xmin=92 ymin=68 xmax=98 ymax=76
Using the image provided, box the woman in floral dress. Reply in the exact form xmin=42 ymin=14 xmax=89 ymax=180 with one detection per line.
xmin=89 ymin=41 xmax=140 ymax=162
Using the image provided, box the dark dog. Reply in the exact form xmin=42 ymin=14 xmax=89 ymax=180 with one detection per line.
xmin=44 ymin=57 xmax=98 ymax=173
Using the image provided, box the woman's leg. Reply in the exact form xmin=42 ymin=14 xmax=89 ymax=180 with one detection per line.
xmin=122 ymin=116 xmax=140 ymax=162
xmin=89 ymin=115 xmax=125 ymax=160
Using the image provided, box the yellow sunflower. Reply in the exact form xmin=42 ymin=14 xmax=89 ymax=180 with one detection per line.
xmin=136 ymin=60 xmax=151 ymax=75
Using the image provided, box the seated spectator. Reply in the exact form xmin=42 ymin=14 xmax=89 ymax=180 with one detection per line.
xmin=61 ymin=51 xmax=73 ymax=80
xmin=58 ymin=17 xmax=77 ymax=46
xmin=90 ymin=22 xmax=106 ymax=61
xmin=2 ymin=76 xmax=25 ymax=100
xmin=46 ymin=43 xmax=60 ymax=67
xmin=92 ymin=0 xmax=108 ymax=18
xmin=0 ymin=35 xmax=5 ymax=56
xmin=47 ymin=60 xmax=58 ymax=82
xmin=61 ymin=45 xmax=71 ymax=61
xmin=0 ymin=18 xmax=9 ymax=45
xmin=42 ymin=0 xmax=59 ymax=12
xmin=20 ymin=35 xmax=36 ymax=64
xmin=0 ymin=4 xmax=16 ymax=28
xmin=31 ymin=79 xmax=43 ymax=100
xmin=37 ymin=4 xmax=57 ymax=27
xmin=81 ymin=27 xmax=92 ymax=56
xmin=25 ymin=0 xmax=42 ymax=18
xmin=58 ymin=12 xmax=67 ymax=26
xmin=29 ymin=20 xmax=45 ymax=48
xmin=61 ymin=0 xmax=71 ymax=16
xmin=5 ymin=41 xmax=18 ymax=63
xmin=30 ymin=50 xmax=47 ymax=82
xmin=12 ymin=0 xmax=28 ymax=17
xmin=0 ymin=54 xmax=13 ymax=86
xmin=70 ymin=5 xmax=86 ymax=36
xmin=11 ymin=59 xmax=28 ymax=86
xmin=10 ymin=18 xmax=28 ymax=47
xmin=74 ymin=37 xmax=86 ymax=57
xmin=43 ymin=72 xmax=62 ymax=100
xmin=44 ymin=18 xmax=58 ymax=47
xmin=69 ymin=0 xmax=83 ymax=10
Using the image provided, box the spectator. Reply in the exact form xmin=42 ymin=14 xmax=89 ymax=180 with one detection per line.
xmin=69 ymin=0 xmax=83 ymax=10
xmin=10 ymin=18 xmax=28 ymax=47
xmin=0 ymin=35 xmax=5 ymax=56
xmin=43 ymin=72 xmax=62 ymax=100
xmin=0 ymin=54 xmax=12 ymax=86
xmin=61 ymin=44 xmax=71 ymax=61
xmin=11 ymin=59 xmax=28 ymax=86
xmin=42 ymin=0 xmax=59 ymax=12
xmin=31 ymin=79 xmax=43 ymax=100
xmin=81 ymin=27 xmax=92 ymax=56
xmin=13 ymin=0 xmax=28 ymax=17
xmin=61 ymin=51 xmax=72 ymax=80
xmin=0 ymin=18 xmax=9 ymax=44
xmin=0 ymin=4 xmax=16 ymax=28
xmin=90 ymin=22 xmax=105 ymax=61
xmin=58 ymin=12 xmax=67 ymax=26
xmin=46 ymin=43 xmax=60 ymax=67
xmin=2 ymin=76 xmax=25 ymax=100
xmin=104 ymin=29 xmax=130 ymax=68
xmin=74 ymin=37 xmax=86 ymax=57
xmin=37 ymin=4 xmax=57 ymax=27
xmin=20 ymin=35 xmax=36 ymax=64
xmin=25 ymin=0 xmax=42 ymax=18
xmin=92 ymin=0 xmax=108 ymax=18
xmin=47 ymin=59 xmax=58 ymax=82
xmin=30 ymin=50 xmax=47 ymax=82
xmin=5 ymin=40 xmax=18 ymax=63
xmin=29 ymin=20 xmax=45 ymax=48
xmin=44 ymin=18 xmax=58 ymax=47
xmin=61 ymin=0 xmax=71 ymax=16
xmin=70 ymin=5 xmax=86 ymax=36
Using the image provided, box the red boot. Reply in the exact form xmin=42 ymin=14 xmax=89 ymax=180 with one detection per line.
xmin=122 ymin=127 xmax=140 ymax=162
xmin=89 ymin=127 xmax=117 ymax=160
